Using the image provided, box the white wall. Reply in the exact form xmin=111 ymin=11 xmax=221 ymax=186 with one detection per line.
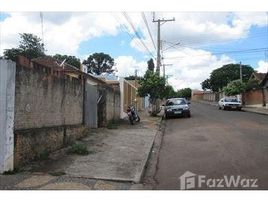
xmin=0 ymin=59 xmax=16 ymax=173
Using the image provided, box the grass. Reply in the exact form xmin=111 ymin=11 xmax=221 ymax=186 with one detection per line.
xmin=107 ymin=120 xmax=120 ymax=129
xmin=68 ymin=143 xmax=89 ymax=155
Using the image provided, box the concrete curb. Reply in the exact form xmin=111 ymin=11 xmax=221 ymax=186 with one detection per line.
xmin=134 ymin=113 xmax=164 ymax=184
xmin=133 ymin=134 xmax=156 ymax=183
xmin=242 ymin=108 xmax=268 ymax=116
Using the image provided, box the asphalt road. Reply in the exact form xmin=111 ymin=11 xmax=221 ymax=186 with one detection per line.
xmin=154 ymin=102 xmax=268 ymax=190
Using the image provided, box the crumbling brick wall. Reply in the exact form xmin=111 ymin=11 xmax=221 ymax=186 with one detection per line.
xmin=13 ymin=57 xmax=85 ymax=168
xmin=14 ymin=64 xmax=83 ymax=129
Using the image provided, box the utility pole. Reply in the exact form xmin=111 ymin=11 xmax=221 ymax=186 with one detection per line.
xmin=153 ymin=16 xmax=175 ymax=75
xmin=162 ymin=63 xmax=172 ymax=79
xmin=40 ymin=12 xmax=44 ymax=45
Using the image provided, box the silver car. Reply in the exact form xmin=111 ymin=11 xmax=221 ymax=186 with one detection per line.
xmin=164 ymin=98 xmax=191 ymax=118
xmin=218 ymin=97 xmax=242 ymax=111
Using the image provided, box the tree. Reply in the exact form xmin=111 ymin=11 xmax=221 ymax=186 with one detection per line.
xmin=177 ymin=88 xmax=192 ymax=99
xmin=4 ymin=33 xmax=45 ymax=61
xmin=245 ymin=79 xmax=261 ymax=91
xmin=124 ymin=75 xmax=143 ymax=81
xmin=138 ymin=71 xmax=166 ymax=116
xmin=202 ymin=64 xmax=254 ymax=92
xmin=165 ymin=85 xmax=177 ymax=98
xmin=201 ymin=78 xmax=211 ymax=90
xmin=147 ymin=58 xmax=155 ymax=72
xmin=82 ymin=52 xmax=114 ymax=75
xmin=53 ymin=54 xmax=81 ymax=69
xmin=223 ymin=80 xmax=246 ymax=96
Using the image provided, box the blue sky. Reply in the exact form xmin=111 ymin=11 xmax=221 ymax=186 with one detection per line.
xmin=78 ymin=32 xmax=146 ymax=60
xmin=202 ymin=25 xmax=268 ymax=67
xmin=0 ymin=12 xmax=267 ymax=89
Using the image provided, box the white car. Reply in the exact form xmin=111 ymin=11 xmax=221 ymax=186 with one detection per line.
xmin=218 ymin=97 xmax=242 ymax=111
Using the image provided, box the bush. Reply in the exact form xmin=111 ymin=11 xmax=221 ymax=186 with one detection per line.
xmin=68 ymin=143 xmax=89 ymax=155
xmin=107 ymin=120 xmax=119 ymax=129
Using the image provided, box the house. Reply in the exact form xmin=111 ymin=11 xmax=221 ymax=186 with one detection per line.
xmin=260 ymin=72 xmax=268 ymax=107
xmin=243 ymin=72 xmax=268 ymax=107
xmin=119 ymin=78 xmax=147 ymax=118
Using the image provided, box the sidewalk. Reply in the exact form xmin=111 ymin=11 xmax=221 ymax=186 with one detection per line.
xmin=197 ymin=100 xmax=268 ymax=116
xmin=243 ymin=106 xmax=268 ymax=116
xmin=0 ymin=111 xmax=163 ymax=190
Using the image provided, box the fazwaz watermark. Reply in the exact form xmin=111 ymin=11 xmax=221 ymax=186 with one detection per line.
xmin=179 ymin=171 xmax=258 ymax=189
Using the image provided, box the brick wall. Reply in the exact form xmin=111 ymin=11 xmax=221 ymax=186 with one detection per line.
xmin=14 ymin=125 xmax=86 ymax=168
xmin=14 ymin=64 xmax=83 ymax=130
xmin=243 ymin=89 xmax=263 ymax=106
xmin=13 ymin=58 xmax=85 ymax=168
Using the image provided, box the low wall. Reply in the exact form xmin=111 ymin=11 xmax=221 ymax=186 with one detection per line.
xmin=106 ymin=88 xmax=121 ymax=122
xmin=14 ymin=125 xmax=86 ymax=168
xmin=13 ymin=57 xmax=85 ymax=168
xmin=243 ymin=89 xmax=263 ymax=106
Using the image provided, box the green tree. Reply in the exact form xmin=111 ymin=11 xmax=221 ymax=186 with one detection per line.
xmin=201 ymin=78 xmax=211 ymax=90
xmin=83 ymin=52 xmax=114 ymax=75
xmin=245 ymin=79 xmax=261 ymax=91
xmin=203 ymin=64 xmax=254 ymax=92
xmin=53 ymin=54 xmax=81 ymax=69
xmin=177 ymin=88 xmax=192 ymax=99
xmin=138 ymin=71 xmax=166 ymax=116
xmin=223 ymin=80 xmax=246 ymax=96
xmin=147 ymin=58 xmax=155 ymax=72
xmin=165 ymin=85 xmax=177 ymax=98
xmin=124 ymin=75 xmax=143 ymax=80
xmin=4 ymin=33 xmax=45 ymax=61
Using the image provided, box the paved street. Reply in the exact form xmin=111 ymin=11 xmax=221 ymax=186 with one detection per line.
xmin=154 ymin=102 xmax=268 ymax=190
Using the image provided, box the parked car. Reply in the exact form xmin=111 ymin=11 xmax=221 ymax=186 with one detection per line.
xmin=218 ymin=97 xmax=242 ymax=111
xmin=163 ymin=98 xmax=191 ymax=118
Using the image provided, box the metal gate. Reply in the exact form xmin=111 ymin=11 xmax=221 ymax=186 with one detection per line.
xmin=97 ymin=88 xmax=106 ymax=127
xmin=84 ymin=83 xmax=98 ymax=128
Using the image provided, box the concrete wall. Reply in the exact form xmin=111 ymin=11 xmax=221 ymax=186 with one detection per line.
xmin=13 ymin=59 xmax=85 ymax=168
xmin=243 ymin=89 xmax=264 ymax=107
xmin=0 ymin=60 xmax=16 ymax=173
xmin=119 ymin=78 xmax=145 ymax=118
xmin=14 ymin=64 xmax=83 ymax=130
xmin=14 ymin=125 xmax=86 ymax=167
xmin=106 ymin=88 xmax=120 ymax=122
xmin=203 ymin=92 xmax=216 ymax=101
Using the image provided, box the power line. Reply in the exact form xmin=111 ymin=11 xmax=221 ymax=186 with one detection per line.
xmin=141 ymin=12 xmax=156 ymax=50
xmin=111 ymin=13 xmax=145 ymax=54
xmin=122 ymin=12 xmax=156 ymax=59
xmin=164 ymin=47 xmax=268 ymax=60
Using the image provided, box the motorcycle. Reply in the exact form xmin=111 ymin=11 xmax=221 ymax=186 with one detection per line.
xmin=126 ymin=105 xmax=140 ymax=125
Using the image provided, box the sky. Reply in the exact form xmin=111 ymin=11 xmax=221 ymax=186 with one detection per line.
xmin=0 ymin=11 xmax=268 ymax=90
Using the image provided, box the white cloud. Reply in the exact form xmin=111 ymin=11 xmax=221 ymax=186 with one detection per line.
xmin=114 ymin=56 xmax=147 ymax=78
xmin=130 ymin=12 xmax=268 ymax=52
xmin=255 ymin=60 xmax=268 ymax=73
xmin=0 ymin=12 xmax=119 ymax=56
xmin=163 ymin=47 xmax=235 ymax=90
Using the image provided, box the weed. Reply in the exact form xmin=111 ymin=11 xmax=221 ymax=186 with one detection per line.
xmin=68 ymin=143 xmax=89 ymax=155
xmin=3 ymin=168 xmax=19 ymax=175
